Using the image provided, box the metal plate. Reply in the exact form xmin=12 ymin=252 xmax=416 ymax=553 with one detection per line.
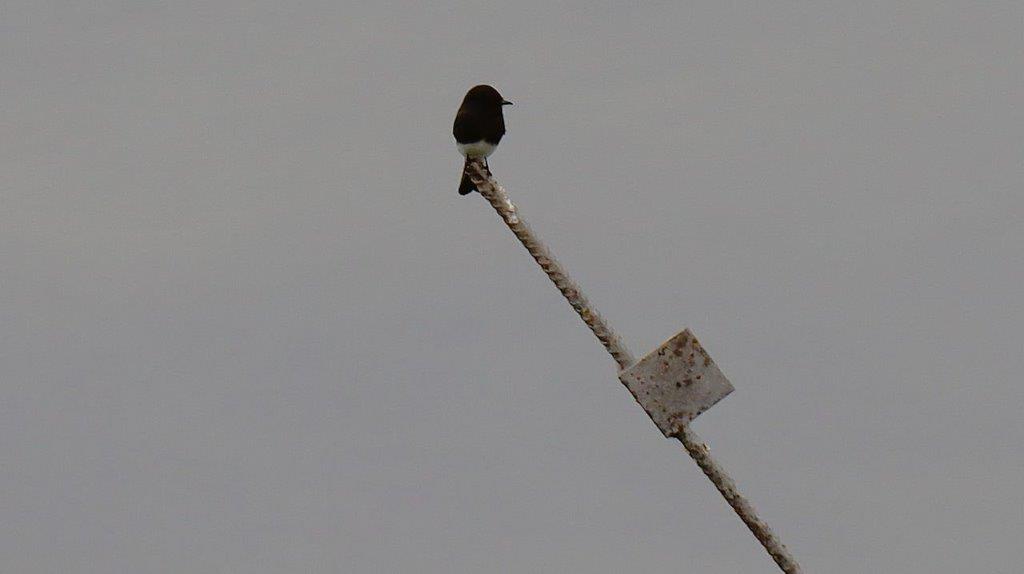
xmin=618 ymin=329 xmax=734 ymax=436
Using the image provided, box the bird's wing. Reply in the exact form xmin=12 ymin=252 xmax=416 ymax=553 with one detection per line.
xmin=453 ymin=109 xmax=482 ymax=143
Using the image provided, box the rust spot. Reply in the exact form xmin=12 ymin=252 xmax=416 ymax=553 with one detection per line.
xmin=671 ymin=333 xmax=691 ymax=356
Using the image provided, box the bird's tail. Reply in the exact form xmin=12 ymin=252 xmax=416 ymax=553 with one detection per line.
xmin=458 ymin=159 xmax=475 ymax=195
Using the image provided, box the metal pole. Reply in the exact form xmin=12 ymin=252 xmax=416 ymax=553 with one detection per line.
xmin=467 ymin=160 xmax=803 ymax=573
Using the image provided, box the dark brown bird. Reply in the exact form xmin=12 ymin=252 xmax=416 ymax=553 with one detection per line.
xmin=453 ymin=85 xmax=513 ymax=195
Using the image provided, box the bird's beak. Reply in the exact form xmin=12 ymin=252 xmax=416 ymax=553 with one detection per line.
xmin=502 ymin=100 xmax=514 ymax=106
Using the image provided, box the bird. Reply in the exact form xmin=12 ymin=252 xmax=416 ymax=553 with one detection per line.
xmin=453 ymin=85 xmax=513 ymax=195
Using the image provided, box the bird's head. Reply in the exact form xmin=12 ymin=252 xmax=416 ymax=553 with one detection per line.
xmin=462 ymin=85 xmax=513 ymax=109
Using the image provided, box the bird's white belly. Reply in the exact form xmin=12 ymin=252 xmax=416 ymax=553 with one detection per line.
xmin=457 ymin=140 xmax=496 ymax=158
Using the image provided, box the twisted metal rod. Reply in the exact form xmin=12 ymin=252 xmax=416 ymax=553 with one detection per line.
xmin=466 ymin=160 xmax=802 ymax=574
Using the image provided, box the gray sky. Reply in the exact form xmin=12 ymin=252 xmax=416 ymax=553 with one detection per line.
xmin=2 ymin=2 xmax=1022 ymax=572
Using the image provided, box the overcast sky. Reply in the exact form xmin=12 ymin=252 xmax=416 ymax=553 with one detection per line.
xmin=2 ymin=2 xmax=1022 ymax=572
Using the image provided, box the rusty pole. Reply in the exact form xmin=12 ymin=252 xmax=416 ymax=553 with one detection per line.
xmin=466 ymin=160 xmax=802 ymax=574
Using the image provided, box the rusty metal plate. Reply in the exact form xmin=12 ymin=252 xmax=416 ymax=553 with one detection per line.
xmin=618 ymin=329 xmax=734 ymax=436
